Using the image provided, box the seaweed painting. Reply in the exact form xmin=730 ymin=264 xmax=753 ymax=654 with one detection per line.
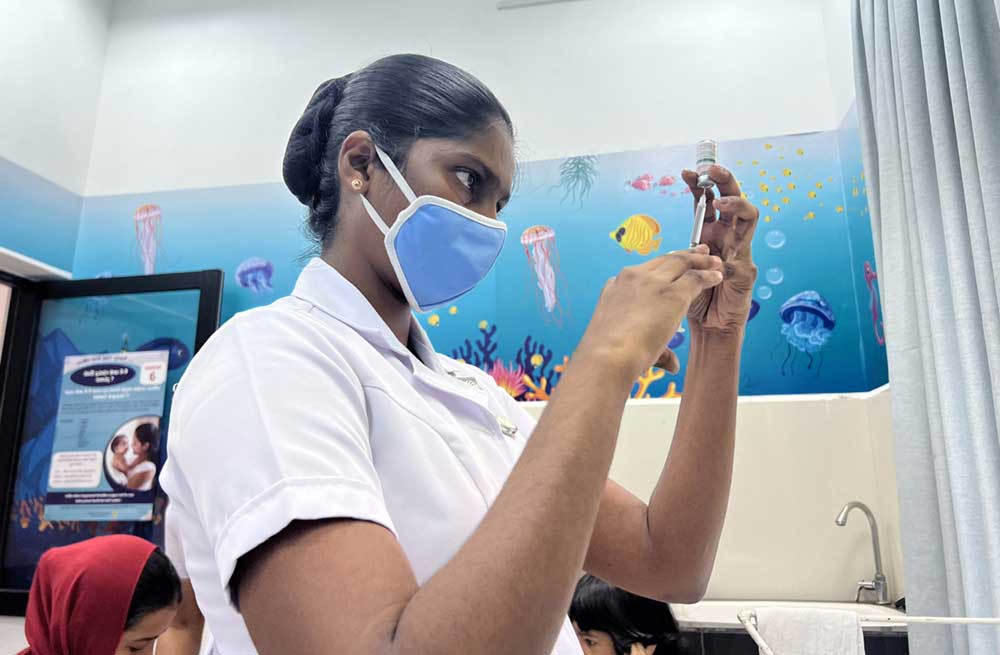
xmin=554 ymin=155 xmax=600 ymax=208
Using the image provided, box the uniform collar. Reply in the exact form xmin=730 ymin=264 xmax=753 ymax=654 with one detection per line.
xmin=291 ymin=258 xmax=444 ymax=373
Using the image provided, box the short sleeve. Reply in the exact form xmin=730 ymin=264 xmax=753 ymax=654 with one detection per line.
xmin=164 ymin=504 xmax=188 ymax=579
xmin=160 ymin=311 xmax=395 ymax=597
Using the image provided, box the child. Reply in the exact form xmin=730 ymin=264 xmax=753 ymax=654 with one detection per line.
xmin=20 ymin=534 xmax=182 ymax=655
xmin=570 ymin=574 xmax=688 ymax=655
xmin=108 ymin=434 xmax=130 ymax=486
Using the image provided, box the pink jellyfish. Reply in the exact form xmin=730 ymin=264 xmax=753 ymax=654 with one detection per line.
xmin=134 ymin=204 xmax=162 ymax=275
xmin=520 ymin=225 xmax=562 ymax=320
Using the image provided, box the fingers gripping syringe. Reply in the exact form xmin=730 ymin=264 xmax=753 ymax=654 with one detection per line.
xmin=690 ymin=139 xmax=717 ymax=248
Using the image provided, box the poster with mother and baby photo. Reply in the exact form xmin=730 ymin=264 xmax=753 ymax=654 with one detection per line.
xmin=43 ymin=351 xmax=169 ymax=522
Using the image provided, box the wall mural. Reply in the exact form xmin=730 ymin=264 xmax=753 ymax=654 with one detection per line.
xmin=69 ymin=109 xmax=887 ymax=400
xmin=1 ymin=108 xmax=888 ymax=578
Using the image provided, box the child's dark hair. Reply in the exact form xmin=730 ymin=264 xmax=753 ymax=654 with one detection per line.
xmin=124 ymin=547 xmax=181 ymax=629
xmin=133 ymin=423 xmax=160 ymax=457
xmin=570 ymin=575 xmax=686 ymax=655
xmin=283 ymin=54 xmax=512 ymax=247
xmin=110 ymin=434 xmax=127 ymax=451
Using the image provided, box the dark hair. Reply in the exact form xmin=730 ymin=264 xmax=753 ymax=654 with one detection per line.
xmin=133 ymin=423 xmax=160 ymax=457
xmin=570 ymin=575 xmax=685 ymax=655
xmin=283 ymin=54 xmax=513 ymax=246
xmin=124 ymin=548 xmax=181 ymax=629
xmin=111 ymin=434 xmax=127 ymax=451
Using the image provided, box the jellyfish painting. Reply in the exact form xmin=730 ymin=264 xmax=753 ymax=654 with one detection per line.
xmin=779 ymin=290 xmax=836 ymax=376
xmin=134 ymin=204 xmax=162 ymax=275
xmin=520 ymin=226 xmax=562 ymax=322
xmin=555 ymin=155 xmax=599 ymax=207
xmin=863 ymin=261 xmax=885 ymax=346
xmin=236 ymin=257 xmax=275 ymax=294
xmin=77 ymin=272 xmax=114 ymax=323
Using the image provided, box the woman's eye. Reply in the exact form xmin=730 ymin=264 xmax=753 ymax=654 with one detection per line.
xmin=456 ymin=169 xmax=478 ymax=191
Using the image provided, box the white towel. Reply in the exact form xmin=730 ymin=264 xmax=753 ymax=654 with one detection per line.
xmin=754 ymin=607 xmax=866 ymax=655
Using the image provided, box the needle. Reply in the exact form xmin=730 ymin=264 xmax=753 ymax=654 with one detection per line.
xmin=690 ymin=192 xmax=707 ymax=248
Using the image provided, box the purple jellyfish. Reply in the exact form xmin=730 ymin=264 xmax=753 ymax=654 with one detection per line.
xmin=236 ymin=257 xmax=274 ymax=294
xmin=779 ymin=290 xmax=835 ymax=375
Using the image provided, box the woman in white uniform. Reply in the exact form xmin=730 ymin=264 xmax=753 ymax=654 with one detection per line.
xmin=160 ymin=54 xmax=759 ymax=655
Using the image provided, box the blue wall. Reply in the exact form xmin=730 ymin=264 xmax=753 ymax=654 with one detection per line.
xmin=0 ymin=156 xmax=82 ymax=271
xmin=3 ymin=112 xmax=888 ymax=398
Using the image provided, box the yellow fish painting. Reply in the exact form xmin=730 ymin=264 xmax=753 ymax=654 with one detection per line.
xmin=787 ymin=182 xmax=797 ymax=190
xmin=427 ymin=314 xmax=441 ymax=327
xmin=610 ymin=214 xmax=662 ymax=256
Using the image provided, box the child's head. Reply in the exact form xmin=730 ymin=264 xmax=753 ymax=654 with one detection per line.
xmin=570 ymin=575 xmax=683 ymax=655
xmin=111 ymin=434 xmax=128 ymax=454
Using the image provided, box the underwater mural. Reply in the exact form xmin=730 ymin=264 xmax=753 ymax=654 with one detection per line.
xmin=69 ymin=109 xmax=886 ymax=399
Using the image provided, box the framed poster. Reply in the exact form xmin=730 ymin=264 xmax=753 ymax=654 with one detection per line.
xmin=44 ymin=351 xmax=170 ymax=522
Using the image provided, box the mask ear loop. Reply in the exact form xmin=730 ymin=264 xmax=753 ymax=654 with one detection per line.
xmin=373 ymin=146 xmax=417 ymax=203
xmin=358 ymin=145 xmax=418 ymax=234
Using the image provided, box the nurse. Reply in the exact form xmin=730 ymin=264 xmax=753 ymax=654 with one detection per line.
xmin=160 ymin=54 xmax=759 ymax=655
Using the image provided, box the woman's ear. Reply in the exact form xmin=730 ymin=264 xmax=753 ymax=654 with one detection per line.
xmin=338 ymin=130 xmax=377 ymax=191
xmin=629 ymin=643 xmax=656 ymax=655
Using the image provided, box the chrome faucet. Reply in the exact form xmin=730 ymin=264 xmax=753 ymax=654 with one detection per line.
xmin=836 ymin=501 xmax=891 ymax=605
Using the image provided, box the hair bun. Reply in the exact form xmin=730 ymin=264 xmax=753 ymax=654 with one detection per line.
xmin=283 ymin=76 xmax=351 ymax=207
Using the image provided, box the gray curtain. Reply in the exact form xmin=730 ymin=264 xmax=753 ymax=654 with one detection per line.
xmin=851 ymin=1 xmax=1000 ymax=653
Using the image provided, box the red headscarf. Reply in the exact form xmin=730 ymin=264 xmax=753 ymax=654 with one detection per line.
xmin=20 ymin=535 xmax=157 ymax=655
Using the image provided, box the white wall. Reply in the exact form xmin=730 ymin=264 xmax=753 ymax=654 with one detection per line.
xmin=0 ymin=0 xmax=112 ymax=194
xmin=525 ymin=386 xmax=905 ymax=602
xmin=822 ymin=0 xmax=856 ymax=121
xmin=86 ymin=0 xmax=843 ymax=195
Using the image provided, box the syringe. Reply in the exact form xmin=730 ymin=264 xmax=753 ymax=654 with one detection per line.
xmin=690 ymin=193 xmax=708 ymax=249
xmin=690 ymin=139 xmax=717 ymax=248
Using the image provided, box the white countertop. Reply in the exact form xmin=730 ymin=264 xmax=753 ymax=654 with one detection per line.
xmin=673 ymin=600 xmax=908 ymax=634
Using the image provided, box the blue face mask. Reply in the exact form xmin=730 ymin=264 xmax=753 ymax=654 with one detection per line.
xmin=359 ymin=146 xmax=507 ymax=313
